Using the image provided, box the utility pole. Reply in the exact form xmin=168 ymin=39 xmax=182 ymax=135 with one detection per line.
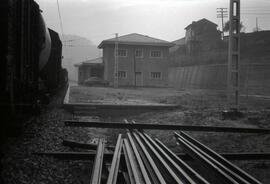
xmin=133 ymin=50 xmax=136 ymax=87
xmin=256 ymin=17 xmax=259 ymax=32
xmin=227 ymin=0 xmax=240 ymax=111
xmin=114 ymin=33 xmax=119 ymax=88
xmin=217 ymin=8 xmax=228 ymax=40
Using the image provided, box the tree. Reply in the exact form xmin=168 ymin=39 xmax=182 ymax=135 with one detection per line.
xmin=223 ymin=21 xmax=245 ymax=33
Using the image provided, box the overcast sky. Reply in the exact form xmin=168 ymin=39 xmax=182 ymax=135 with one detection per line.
xmin=36 ymin=0 xmax=270 ymax=45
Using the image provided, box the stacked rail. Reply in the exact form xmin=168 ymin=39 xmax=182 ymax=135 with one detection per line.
xmin=86 ymin=128 xmax=263 ymax=183
xmin=35 ymin=119 xmax=267 ymax=183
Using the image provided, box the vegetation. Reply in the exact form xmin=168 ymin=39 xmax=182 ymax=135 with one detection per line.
xmin=223 ymin=20 xmax=245 ymax=32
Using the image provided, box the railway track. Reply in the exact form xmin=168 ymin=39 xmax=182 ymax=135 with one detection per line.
xmin=36 ymin=119 xmax=268 ymax=183
xmin=64 ymin=120 xmax=270 ymax=134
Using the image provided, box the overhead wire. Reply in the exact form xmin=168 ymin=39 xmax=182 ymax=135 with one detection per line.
xmin=56 ymin=0 xmax=65 ymax=44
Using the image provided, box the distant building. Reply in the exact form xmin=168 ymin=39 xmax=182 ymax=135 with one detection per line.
xmin=184 ymin=18 xmax=222 ymax=55
xmin=74 ymin=57 xmax=104 ymax=84
xmin=169 ymin=18 xmax=225 ymax=66
xmin=98 ymin=33 xmax=174 ymax=87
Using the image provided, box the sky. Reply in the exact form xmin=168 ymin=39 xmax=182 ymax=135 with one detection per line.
xmin=36 ymin=0 xmax=270 ymax=45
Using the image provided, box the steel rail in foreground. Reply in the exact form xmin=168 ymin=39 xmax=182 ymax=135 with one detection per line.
xmin=126 ymin=133 xmax=152 ymax=184
xmin=154 ymin=139 xmax=210 ymax=184
xmin=106 ymin=134 xmax=123 ymax=184
xmin=176 ymin=132 xmax=262 ymax=184
xmin=64 ymin=120 xmax=270 ymax=134
xmin=132 ymin=132 xmax=167 ymax=184
xmin=90 ymin=139 xmax=105 ymax=184
xmin=126 ymin=120 xmax=166 ymax=184
xmin=176 ymin=136 xmax=239 ymax=184
xmin=122 ymin=139 xmax=135 ymax=184
xmin=142 ymin=132 xmax=207 ymax=184
xmin=130 ymin=133 xmax=162 ymax=184
xmin=123 ymin=119 xmax=147 ymax=184
xmin=136 ymin=132 xmax=185 ymax=184
xmin=130 ymin=120 xmax=205 ymax=183
xmin=129 ymin=120 xmax=206 ymax=184
xmin=123 ymin=138 xmax=146 ymax=184
xmin=123 ymin=120 xmax=148 ymax=184
xmin=176 ymin=133 xmax=252 ymax=184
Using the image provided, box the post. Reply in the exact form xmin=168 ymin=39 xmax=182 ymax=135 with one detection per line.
xmin=227 ymin=0 xmax=241 ymax=110
xmin=134 ymin=49 xmax=136 ymax=87
xmin=217 ymin=8 xmax=228 ymax=40
xmin=256 ymin=17 xmax=258 ymax=32
xmin=114 ymin=33 xmax=119 ymax=88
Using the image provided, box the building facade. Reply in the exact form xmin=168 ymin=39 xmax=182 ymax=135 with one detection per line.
xmin=74 ymin=57 xmax=104 ymax=84
xmin=98 ymin=33 xmax=174 ymax=87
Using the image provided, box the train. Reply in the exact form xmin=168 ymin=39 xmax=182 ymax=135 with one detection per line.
xmin=0 ymin=0 xmax=68 ymax=142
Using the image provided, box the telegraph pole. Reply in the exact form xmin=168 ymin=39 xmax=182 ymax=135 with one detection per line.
xmin=114 ymin=33 xmax=119 ymax=88
xmin=217 ymin=8 xmax=228 ymax=39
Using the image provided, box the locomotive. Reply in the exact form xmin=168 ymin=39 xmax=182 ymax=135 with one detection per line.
xmin=0 ymin=0 xmax=68 ymax=142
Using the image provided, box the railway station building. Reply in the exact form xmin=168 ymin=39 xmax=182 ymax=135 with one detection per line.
xmin=98 ymin=33 xmax=174 ymax=87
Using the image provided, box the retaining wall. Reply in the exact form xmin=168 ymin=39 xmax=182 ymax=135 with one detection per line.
xmin=169 ymin=64 xmax=270 ymax=94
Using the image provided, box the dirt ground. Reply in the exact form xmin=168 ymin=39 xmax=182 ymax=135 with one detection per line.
xmin=70 ymin=86 xmax=270 ymax=109
xmin=1 ymin=86 xmax=270 ymax=183
xmin=70 ymin=86 xmax=270 ymax=183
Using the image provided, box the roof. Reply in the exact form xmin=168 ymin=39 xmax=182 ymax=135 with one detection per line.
xmin=98 ymin=33 xmax=174 ymax=48
xmin=172 ymin=37 xmax=185 ymax=45
xmin=169 ymin=37 xmax=186 ymax=53
xmin=74 ymin=57 xmax=103 ymax=67
xmin=185 ymin=18 xmax=218 ymax=30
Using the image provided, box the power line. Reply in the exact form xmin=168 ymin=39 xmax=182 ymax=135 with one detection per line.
xmin=56 ymin=0 xmax=65 ymax=44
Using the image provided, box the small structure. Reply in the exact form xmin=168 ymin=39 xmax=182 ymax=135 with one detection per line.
xmin=98 ymin=33 xmax=174 ymax=87
xmin=74 ymin=57 xmax=104 ymax=85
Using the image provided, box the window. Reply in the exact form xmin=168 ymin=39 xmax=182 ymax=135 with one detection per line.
xmin=116 ymin=49 xmax=127 ymax=57
xmin=118 ymin=71 xmax=127 ymax=78
xmin=150 ymin=72 xmax=161 ymax=79
xmin=150 ymin=50 xmax=162 ymax=58
xmin=135 ymin=49 xmax=143 ymax=58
